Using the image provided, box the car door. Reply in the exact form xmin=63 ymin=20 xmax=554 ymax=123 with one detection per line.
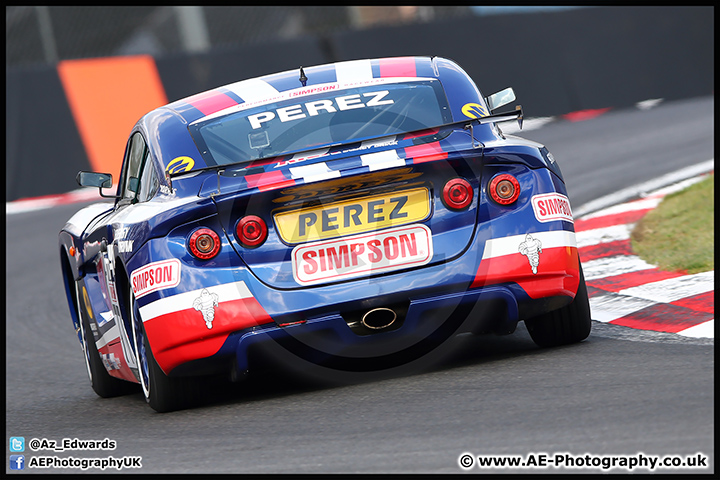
xmin=82 ymin=131 xmax=150 ymax=376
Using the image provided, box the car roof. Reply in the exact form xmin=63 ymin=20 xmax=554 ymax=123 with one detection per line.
xmin=157 ymin=56 xmax=478 ymax=125
xmin=137 ymin=56 xmax=488 ymax=181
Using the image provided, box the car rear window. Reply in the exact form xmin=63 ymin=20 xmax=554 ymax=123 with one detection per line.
xmin=188 ymin=80 xmax=451 ymax=167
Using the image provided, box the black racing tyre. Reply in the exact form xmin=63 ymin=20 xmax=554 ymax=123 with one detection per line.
xmin=79 ymin=307 xmax=137 ymax=398
xmin=525 ymin=263 xmax=592 ymax=348
xmin=130 ymin=288 xmax=200 ymax=413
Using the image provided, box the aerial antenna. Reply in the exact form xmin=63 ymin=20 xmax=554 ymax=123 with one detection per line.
xmin=299 ymin=66 xmax=307 ymax=87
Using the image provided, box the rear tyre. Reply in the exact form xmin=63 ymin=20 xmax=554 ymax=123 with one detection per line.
xmin=525 ymin=264 xmax=592 ymax=348
xmin=130 ymin=288 xmax=200 ymax=413
xmin=79 ymin=304 xmax=137 ymax=397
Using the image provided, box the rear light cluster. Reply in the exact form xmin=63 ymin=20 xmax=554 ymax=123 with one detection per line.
xmin=188 ymin=228 xmax=221 ymax=260
xmin=442 ymin=178 xmax=473 ymax=210
xmin=488 ymin=174 xmax=520 ymax=205
xmin=187 ymin=215 xmax=268 ymax=260
xmin=236 ymin=215 xmax=267 ymax=248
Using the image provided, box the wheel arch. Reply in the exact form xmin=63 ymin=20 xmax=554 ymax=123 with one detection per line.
xmin=112 ymin=254 xmax=135 ymax=344
xmin=59 ymin=246 xmax=83 ymax=339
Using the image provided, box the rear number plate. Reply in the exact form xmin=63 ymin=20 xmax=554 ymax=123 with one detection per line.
xmin=274 ymin=187 xmax=430 ymax=244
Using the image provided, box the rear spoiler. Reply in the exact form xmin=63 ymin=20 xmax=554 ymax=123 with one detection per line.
xmin=170 ymin=105 xmax=523 ymax=180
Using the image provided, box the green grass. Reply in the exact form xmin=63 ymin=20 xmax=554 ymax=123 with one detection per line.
xmin=631 ymin=173 xmax=714 ymax=274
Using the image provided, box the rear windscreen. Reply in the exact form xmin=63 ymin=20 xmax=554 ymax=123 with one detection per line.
xmin=189 ymin=80 xmax=451 ymax=167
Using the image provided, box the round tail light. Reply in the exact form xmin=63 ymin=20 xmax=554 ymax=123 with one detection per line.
xmin=489 ymin=174 xmax=520 ymax=205
xmin=237 ymin=215 xmax=267 ymax=248
xmin=188 ymin=228 xmax=221 ymax=260
xmin=442 ymin=178 xmax=473 ymax=210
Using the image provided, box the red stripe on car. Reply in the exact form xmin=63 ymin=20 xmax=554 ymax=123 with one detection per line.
xmin=404 ymin=141 xmax=448 ymax=163
xmin=245 ymin=170 xmax=296 ymax=191
xmin=144 ymin=297 xmax=273 ymax=373
xmin=185 ymin=90 xmax=238 ymax=116
xmin=379 ymin=57 xmax=417 ymax=77
xmin=97 ymin=341 xmax=139 ymax=383
xmin=472 ymin=246 xmax=580 ymax=299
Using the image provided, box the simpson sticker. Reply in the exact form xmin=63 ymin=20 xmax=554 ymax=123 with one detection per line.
xmin=131 ymin=259 xmax=181 ymax=298
xmin=247 ymin=91 xmax=395 ymax=129
xmin=292 ymin=224 xmax=433 ymax=285
xmin=165 ymin=156 xmax=195 ymax=174
xmin=531 ymin=193 xmax=573 ymax=223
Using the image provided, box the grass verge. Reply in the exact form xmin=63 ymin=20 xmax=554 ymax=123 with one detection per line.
xmin=631 ymin=173 xmax=714 ymax=274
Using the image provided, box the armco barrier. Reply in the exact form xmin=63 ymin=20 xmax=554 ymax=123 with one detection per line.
xmin=5 ymin=6 xmax=713 ymax=202
xmin=330 ymin=6 xmax=714 ymax=117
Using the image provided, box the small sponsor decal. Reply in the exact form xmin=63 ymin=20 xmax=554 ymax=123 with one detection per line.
xmin=165 ymin=156 xmax=195 ymax=174
xmin=292 ymin=224 xmax=433 ymax=285
xmin=108 ymin=281 xmax=118 ymax=303
xmin=81 ymin=285 xmax=93 ymax=320
xmin=193 ymin=289 xmax=219 ymax=329
xmin=518 ymin=233 xmax=543 ymax=274
xmin=101 ymin=352 xmax=122 ymax=370
xmin=117 ymin=240 xmax=133 ymax=253
xmin=131 ymin=259 xmax=181 ymax=298
xmin=97 ymin=311 xmax=113 ymax=327
xmin=461 ymin=103 xmax=488 ymax=119
xmin=531 ymin=193 xmax=573 ymax=223
xmin=273 ymin=168 xmax=424 ymax=203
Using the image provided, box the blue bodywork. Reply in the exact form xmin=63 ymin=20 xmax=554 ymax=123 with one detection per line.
xmin=59 ymin=56 xmax=581 ymax=388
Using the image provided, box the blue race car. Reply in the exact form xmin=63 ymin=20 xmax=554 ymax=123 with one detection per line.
xmin=59 ymin=56 xmax=590 ymax=412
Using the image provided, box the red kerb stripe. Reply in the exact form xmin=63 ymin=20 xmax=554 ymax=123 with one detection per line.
xmin=610 ymin=303 xmax=713 ymax=333
xmin=574 ymin=209 xmax=652 ymax=232
xmin=586 ymin=268 xmax=686 ymax=293
xmin=671 ymin=291 xmax=715 ymax=314
xmin=578 ymin=239 xmax=634 ymax=262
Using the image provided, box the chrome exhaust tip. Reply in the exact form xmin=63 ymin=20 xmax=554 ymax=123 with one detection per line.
xmin=361 ymin=307 xmax=397 ymax=330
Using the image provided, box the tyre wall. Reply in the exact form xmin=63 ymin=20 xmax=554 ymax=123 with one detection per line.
xmin=5 ymin=6 xmax=713 ymax=202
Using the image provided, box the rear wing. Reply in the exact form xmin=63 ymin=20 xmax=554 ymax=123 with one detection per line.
xmin=169 ymin=106 xmax=523 ymax=180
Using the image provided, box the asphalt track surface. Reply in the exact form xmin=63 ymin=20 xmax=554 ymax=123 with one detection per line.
xmin=5 ymin=95 xmax=714 ymax=474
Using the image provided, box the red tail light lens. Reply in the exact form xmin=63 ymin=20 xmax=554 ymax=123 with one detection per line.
xmin=188 ymin=228 xmax=221 ymax=260
xmin=489 ymin=174 xmax=520 ymax=205
xmin=237 ymin=215 xmax=267 ymax=248
xmin=442 ymin=178 xmax=473 ymax=210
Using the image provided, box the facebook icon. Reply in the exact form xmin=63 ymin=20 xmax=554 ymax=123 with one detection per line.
xmin=10 ymin=455 xmax=25 ymax=470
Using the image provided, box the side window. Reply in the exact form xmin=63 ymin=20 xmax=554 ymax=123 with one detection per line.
xmin=122 ymin=132 xmax=147 ymax=200
xmin=137 ymin=159 xmax=159 ymax=203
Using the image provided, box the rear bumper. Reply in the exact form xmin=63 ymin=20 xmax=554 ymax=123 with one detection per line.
xmin=138 ymin=163 xmax=579 ymax=375
xmin=234 ymin=284 xmax=519 ymax=371
xmin=169 ymin=282 xmax=571 ymax=377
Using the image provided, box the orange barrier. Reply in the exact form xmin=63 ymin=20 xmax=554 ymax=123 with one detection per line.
xmin=58 ymin=55 xmax=168 ymax=181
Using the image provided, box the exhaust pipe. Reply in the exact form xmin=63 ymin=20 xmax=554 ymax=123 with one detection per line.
xmin=361 ymin=307 xmax=397 ymax=330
